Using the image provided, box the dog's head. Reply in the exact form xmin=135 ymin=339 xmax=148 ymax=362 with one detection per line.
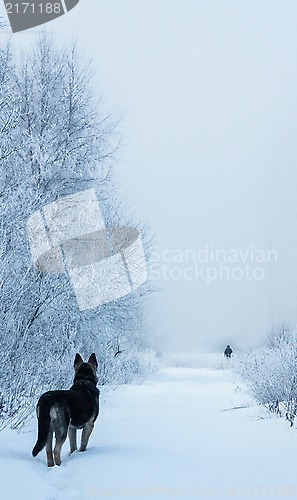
xmin=73 ymin=353 xmax=98 ymax=382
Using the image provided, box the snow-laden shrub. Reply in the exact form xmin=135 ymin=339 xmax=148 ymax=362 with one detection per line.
xmin=98 ymin=348 xmax=159 ymax=385
xmin=234 ymin=325 xmax=297 ymax=423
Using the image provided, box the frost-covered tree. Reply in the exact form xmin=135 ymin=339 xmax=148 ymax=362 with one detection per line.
xmin=0 ymin=36 xmax=154 ymax=429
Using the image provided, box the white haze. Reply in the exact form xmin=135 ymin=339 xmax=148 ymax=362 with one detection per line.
xmin=2 ymin=0 xmax=297 ymax=351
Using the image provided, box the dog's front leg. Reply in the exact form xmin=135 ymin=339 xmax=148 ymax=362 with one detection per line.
xmin=80 ymin=421 xmax=94 ymax=452
xmin=68 ymin=425 xmax=77 ymax=454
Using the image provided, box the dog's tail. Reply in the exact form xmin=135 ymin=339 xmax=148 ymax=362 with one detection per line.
xmin=32 ymin=395 xmax=52 ymax=457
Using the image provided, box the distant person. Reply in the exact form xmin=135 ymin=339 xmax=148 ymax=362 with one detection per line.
xmin=224 ymin=345 xmax=233 ymax=359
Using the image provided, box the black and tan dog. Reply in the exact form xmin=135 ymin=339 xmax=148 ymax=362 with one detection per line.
xmin=32 ymin=353 xmax=99 ymax=467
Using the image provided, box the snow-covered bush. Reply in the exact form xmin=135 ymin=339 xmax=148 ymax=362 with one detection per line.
xmin=234 ymin=325 xmax=297 ymax=423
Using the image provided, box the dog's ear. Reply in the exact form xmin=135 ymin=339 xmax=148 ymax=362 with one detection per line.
xmin=74 ymin=353 xmax=83 ymax=371
xmin=88 ymin=353 xmax=98 ymax=371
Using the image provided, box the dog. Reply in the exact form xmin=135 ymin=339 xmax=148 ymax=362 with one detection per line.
xmin=32 ymin=353 xmax=99 ymax=467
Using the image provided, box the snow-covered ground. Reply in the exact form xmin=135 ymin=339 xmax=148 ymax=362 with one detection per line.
xmin=1 ymin=362 xmax=297 ymax=500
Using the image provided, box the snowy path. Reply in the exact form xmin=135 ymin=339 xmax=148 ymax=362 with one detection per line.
xmin=1 ymin=367 xmax=297 ymax=499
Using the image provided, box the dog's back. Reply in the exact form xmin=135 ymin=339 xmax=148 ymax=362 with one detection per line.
xmin=32 ymin=353 xmax=99 ymax=466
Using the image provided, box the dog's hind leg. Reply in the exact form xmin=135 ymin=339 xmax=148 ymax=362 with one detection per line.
xmin=51 ymin=405 xmax=70 ymax=466
xmin=68 ymin=425 xmax=77 ymax=454
xmin=46 ymin=428 xmax=54 ymax=467
xmin=54 ymin=430 xmax=67 ymax=466
xmin=80 ymin=420 xmax=94 ymax=452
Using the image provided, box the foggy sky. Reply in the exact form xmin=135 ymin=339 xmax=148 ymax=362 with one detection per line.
xmin=3 ymin=0 xmax=297 ymax=351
